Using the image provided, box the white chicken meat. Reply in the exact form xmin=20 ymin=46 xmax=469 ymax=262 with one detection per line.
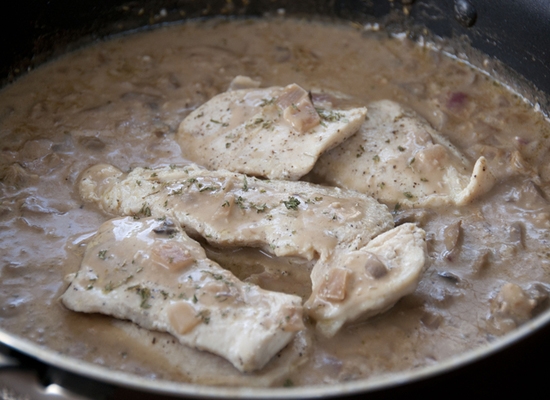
xmin=61 ymin=217 xmax=304 ymax=372
xmin=177 ymin=82 xmax=367 ymax=180
xmin=311 ymin=100 xmax=496 ymax=208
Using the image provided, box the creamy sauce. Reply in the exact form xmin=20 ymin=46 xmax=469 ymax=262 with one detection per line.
xmin=1 ymin=18 xmax=550 ymax=387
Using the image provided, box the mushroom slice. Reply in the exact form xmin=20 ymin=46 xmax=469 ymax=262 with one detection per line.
xmin=489 ymin=282 xmax=538 ymax=333
xmin=61 ymin=217 xmax=304 ymax=373
xmin=177 ymin=81 xmax=367 ymax=180
xmin=311 ymin=100 xmax=496 ymax=207
xmin=306 ymin=223 xmax=427 ymax=337
xmin=79 ymin=163 xmax=394 ymax=260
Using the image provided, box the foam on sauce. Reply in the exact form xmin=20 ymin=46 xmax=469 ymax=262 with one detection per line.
xmin=1 ymin=18 xmax=550 ymax=387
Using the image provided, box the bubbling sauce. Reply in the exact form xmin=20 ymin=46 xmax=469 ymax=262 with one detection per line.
xmin=1 ymin=18 xmax=550 ymax=387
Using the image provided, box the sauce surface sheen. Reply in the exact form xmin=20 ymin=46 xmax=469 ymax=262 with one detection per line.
xmin=1 ymin=18 xmax=550 ymax=387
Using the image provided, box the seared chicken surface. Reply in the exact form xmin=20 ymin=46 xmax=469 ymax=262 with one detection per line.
xmin=61 ymin=217 xmax=304 ymax=372
xmin=177 ymin=82 xmax=367 ymax=180
xmin=306 ymin=223 xmax=427 ymax=336
xmin=311 ymin=100 xmax=496 ymax=207
xmin=79 ymin=163 xmax=394 ymax=260
xmin=78 ymin=163 xmax=427 ymax=336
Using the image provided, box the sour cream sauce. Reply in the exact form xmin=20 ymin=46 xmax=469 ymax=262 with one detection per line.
xmin=1 ymin=18 xmax=550 ymax=387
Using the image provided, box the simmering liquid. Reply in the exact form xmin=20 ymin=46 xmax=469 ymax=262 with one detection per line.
xmin=0 ymin=18 xmax=549 ymax=387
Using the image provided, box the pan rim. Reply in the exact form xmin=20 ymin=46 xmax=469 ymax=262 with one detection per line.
xmin=2 ymin=308 xmax=550 ymax=398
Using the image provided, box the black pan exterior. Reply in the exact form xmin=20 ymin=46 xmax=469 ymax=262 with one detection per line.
xmin=3 ymin=0 xmax=550 ymax=99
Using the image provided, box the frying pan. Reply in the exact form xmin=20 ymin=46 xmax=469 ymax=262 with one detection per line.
xmin=1 ymin=0 xmax=550 ymax=398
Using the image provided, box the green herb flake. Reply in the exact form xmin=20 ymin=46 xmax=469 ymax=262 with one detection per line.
xmin=398 ymin=146 xmax=406 ymax=152
xmin=103 ymin=281 xmax=114 ymax=293
xmin=197 ymin=310 xmax=211 ymax=324
xmin=126 ymin=285 xmax=151 ymax=308
xmin=199 ymin=185 xmax=217 ymax=193
xmin=137 ymin=287 xmax=152 ymax=309
xmin=98 ymin=250 xmax=108 ymax=260
xmin=373 ymin=154 xmax=380 ymax=162
xmin=202 ymin=270 xmax=224 ymax=280
xmin=404 ymin=192 xmax=414 ymax=199
xmin=316 ymin=108 xmax=344 ymax=122
xmin=192 ymin=294 xmax=198 ymax=304
xmin=243 ymin=176 xmax=249 ymax=192
xmin=259 ymin=98 xmax=275 ymax=107
xmin=235 ymin=196 xmax=247 ymax=209
xmin=253 ymin=203 xmax=268 ymax=213
xmin=283 ymin=196 xmax=301 ymax=210
xmin=140 ymin=203 xmax=151 ymax=217
xmin=283 ymin=379 xmax=294 ymax=387
xmin=225 ymin=142 xmax=231 ymax=148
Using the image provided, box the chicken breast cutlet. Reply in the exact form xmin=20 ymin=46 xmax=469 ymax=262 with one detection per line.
xmin=177 ymin=82 xmax=367 ymax=180
xmin=62 ymin=217 xmax=304 ymax=372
